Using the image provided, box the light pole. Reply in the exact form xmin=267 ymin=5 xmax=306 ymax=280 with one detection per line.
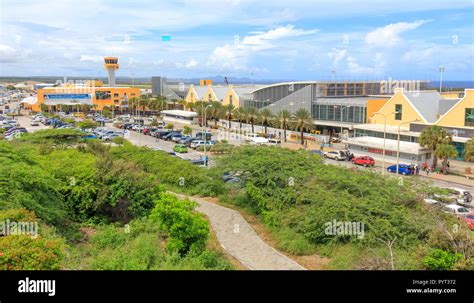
xmin=396 ymin=119 xmax=420 ymax=175
xmin=373 ymin=112 xmax=387 ymax=175
xmin=334 ymin=105 xmax=350 ymax=139
xmin=203 ymin=104 xmax=212 ymax=167
xmin=439 ymin=66 xmax=445 ymax=93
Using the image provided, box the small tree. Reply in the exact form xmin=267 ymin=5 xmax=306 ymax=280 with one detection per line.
xmin=258 ymin=108 xmax=273 ymax=135
xmin=183 ymin=126 xmax=192 ymax=135
xmin=291 ymin=109 xmax=313 ymax=145
xmin=463 ymin=138 xmax=474 ymax=162
xmin=165 ymin=123 xmax=174 ymax=130
xmin=419 ymin=126 xmax=452 ymax=169
xmin=274 ymin=110 xmax=291 ymax=142
xmin=435 ymin=144 xmax=458 ymax=174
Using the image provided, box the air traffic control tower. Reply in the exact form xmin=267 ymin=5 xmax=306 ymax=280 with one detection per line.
xmin=104 ymin=57 xmax=119 ymax=87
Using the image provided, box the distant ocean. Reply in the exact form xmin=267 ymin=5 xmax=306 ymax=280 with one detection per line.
xmin=428 ymin=81 xmax=474 ymax=89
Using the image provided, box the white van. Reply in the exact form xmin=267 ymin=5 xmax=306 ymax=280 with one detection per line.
xmin=267 ymin=138 xmax=281 ymax=146
xmin=245 ymin=133 xmax=260 ymax=141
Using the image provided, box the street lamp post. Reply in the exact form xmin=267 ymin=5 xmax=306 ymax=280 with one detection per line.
xmin=439 ymin=66 xmax=445 ymax=93
xmin=373 ymin=112 xmax=387 ymax=175
xmin=203 ymin=104 xmax=212 ymax=167
xmin=334 ymin=105 xmax=351 ymax=139
xmin=396 ymin=119 xmax=420 ymax=175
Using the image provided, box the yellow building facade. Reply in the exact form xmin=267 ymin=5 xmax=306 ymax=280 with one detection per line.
xmin=436 ymin=89 xmax=474 ymax=128
xmin=33 ymin=86 xmax=140 ymax=112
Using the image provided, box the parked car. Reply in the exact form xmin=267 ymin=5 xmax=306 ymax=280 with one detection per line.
xmin=442 ymin=204 xmax=471 ymax=217
xmin=173 ymin=144 xmax=188 ymax=153
xmin=267 ymin=138 xmax=281 ymax=146
xmin=387 ymin=164 xmax=414 ymax=175
xmin=323 ymin=150 xmax=347 ymax=161
xmin=132 ymin=124 xmax=146 ymax=132
xmin=152 ymin=130 xmax=172 ymax=139
xmin=352 ymin=156 xmax=375 ymax=167
xmin=163 ymin=131 xmax=182 ymax=141
xmin=82 ymin=134 xmax=97 ymax=140
xmin=423 ymin=198 xmax=442 ymax=206
xmin=171 ymin=133 xmax=185 ymax=142
xmin=178 ymin=136 xmax=194 ymax=145
xmin=195 ymin=131 xmax=212 ymax=141
xmin=463 ymin=214 xmax=474 ymax=230
xmin=448 ymin=187 xmax=473 ymax=207
xmin=4 ymin=127 xmax=26 ymax=136
xmin=97 ymin=129 xmax=116 ymax=139
xmin=190 ymin=140 xmax=215 ymax=149
xmin=102 ymin=133 xmax=121 ymax=141
xmin=188 ymin=159 xmax=205 ymax=166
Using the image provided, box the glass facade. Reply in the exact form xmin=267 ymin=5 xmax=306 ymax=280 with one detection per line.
xmin=395 ymin=104 xmax=402 ymax=120
xmin=312 ymin=104 xmax=367 ymax=123
xmin=465 ymin=108 xmax=474 ymax=127
xmin=354 ymin=128 xmax=418 ymax=143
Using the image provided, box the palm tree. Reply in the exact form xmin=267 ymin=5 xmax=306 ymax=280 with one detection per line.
xmin=223 ymin=104 xmax=235 ymax=128
xmin=274 ymin=110 xmax=291 ymax=142
xmin=435 ymin=144 xmax=458 ymax=174
xmin=209 ymin=101 xmax=223 ymax=127
xmin=291 ymin=108 xmax=313 ymax=145
xmin=234 ymin=107 xmax=245 ymax=130
xmin=177 ymin=99 xmax=187 ymax=110
xmin=138 ymin=95 xmax=150 ymax=117
xmin=194 ymin=101 xmax=209 ymax=126
xmin=155 ymin=96 xmax=168 ymax=112
xmin=246 ymin=107 xmax=259 ymax=133
xmin=170 ymin=98 xmax=178 ymax=110
xmin=186 ymin=101 xmax=196 ymax=112
xmin=258 ymin=108 xmax=273 ymax=135
xmin=419 ymin=125 xmax=452 ymax=169
xmin=463 ymin=138 xmax=474 ymax=162
xmin=128 ymin=97 xmax=137 ymax=116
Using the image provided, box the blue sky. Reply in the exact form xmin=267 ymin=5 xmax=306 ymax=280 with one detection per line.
xmin=0 ymin=0 xmax=473 ymax=81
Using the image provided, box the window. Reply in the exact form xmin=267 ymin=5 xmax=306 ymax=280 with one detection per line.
xmin=229 ymin=95 xmax=233 ymax=105
xmin=465 ymin=108 xmax=474 ymax=127
xmin=208 ymin=94 xmax=212 ymax=100
xmin=395 ymin=104 xmax=402 ymax=120
xmin=114 ymin=93 xmax=119 ymax=97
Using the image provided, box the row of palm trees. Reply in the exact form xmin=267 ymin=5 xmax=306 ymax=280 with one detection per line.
xmin=185 ymin=101 xmax=314 ymax=145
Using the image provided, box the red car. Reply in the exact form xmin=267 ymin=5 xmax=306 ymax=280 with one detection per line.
xmin=352 ymin=156 xmax=375 ymax=167
xmin=464 ymin=214 xmax=474 ymax=230
xmin=142 ymin=127 xmax=151 ymax=135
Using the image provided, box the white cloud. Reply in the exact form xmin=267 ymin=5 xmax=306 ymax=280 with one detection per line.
xmin=328 ymin=48 xmax=347 ymax=66
xmin=207 ymin=25 xmax=317 ymax=72
xmin=79 ymin=55 xmax=103 ymax=63
xmin=365 ymin=20 xmax=431 ymax=47
xmin=185 ymin=59 xmax=198 ymax=68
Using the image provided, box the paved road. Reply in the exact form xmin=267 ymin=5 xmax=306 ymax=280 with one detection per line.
xmin=323 ymin=157 xmax=473 ymax=191
xmin=171 ymin=192 xmax=305 ymax=270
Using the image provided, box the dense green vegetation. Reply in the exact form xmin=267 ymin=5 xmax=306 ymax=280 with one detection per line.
xmin=0 ymin=130 xmax=231 ymax=270
xmin=1 ymin=129 xmax=472 ymax=270
xmin=211 ymin=146 xmax=473 ymax=269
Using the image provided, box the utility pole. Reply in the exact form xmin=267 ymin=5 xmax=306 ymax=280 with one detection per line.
xmin=439 ymin=66 xmax=445 ymax=93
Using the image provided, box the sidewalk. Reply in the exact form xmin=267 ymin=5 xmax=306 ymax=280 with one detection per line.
xmin=318 ymin=142 xmax=474 ymax=188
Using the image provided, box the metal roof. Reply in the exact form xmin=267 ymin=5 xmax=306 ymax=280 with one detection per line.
xmin=403 ymin=91 xmax=453 ymax=123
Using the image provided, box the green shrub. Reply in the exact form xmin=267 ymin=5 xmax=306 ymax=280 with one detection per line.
xmin=422 ymin=249 xmax=462 ymax=270
xmin=150 ymin=194 xmax=209 ymax=255
xmin=0 ymin=235 xmax=65 ymax=270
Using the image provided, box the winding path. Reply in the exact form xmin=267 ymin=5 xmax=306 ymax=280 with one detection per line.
xmin=171 ymin=192 xmax=306 ymax=270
